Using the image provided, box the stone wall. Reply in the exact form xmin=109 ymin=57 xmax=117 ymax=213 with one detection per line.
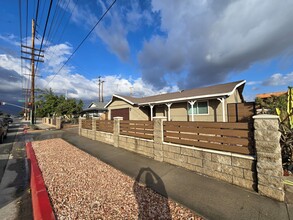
xmin=119 ymin=135 xmax=154 ymax=158
xmin=162 ymin=143 xmax=256 ymax=190
xmin=79 ymin=115 xmax=284 ymax=201
xmin=42 ymin=117 xmax=62 ymax=129
xmin=95 ymin=131 xmax=114 ymax=145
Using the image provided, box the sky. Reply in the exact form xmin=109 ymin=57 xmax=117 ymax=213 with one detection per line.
xmin=1 ymin=0 xmax=293 ymax=114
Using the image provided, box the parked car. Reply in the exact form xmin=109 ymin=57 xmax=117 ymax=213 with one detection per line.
xmin=3 ymin=117 xmax=13 ymax=124
xmin=0 ymin=118 xmax=8 ymax=143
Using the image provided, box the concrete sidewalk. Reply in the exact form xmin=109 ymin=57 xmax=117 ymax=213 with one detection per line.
xmin=62 ymin=128 xmax=292 ymax=220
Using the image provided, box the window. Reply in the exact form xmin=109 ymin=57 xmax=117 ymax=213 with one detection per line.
xmin=188 ymin=101 xmax=208 ymax=115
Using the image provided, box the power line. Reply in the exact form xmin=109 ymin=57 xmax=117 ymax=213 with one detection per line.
xmin=34 ymin=0 xmax=40 ymax=28
xmin=18 ymin=0 xmax=23 ymax=44
xmin=45 ymin=0 xmax=62 ymax=48
xmin=45 ymin=0 xmax=117 ymax=88
xmin=56 ymin=0 xmax=78 ymax=44
xmin=34 ymin=0 xmax=53 ymax=75
xmin=49 ymin=0 xmax=71 ymax=44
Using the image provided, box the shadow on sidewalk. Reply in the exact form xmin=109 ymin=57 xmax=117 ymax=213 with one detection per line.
xmin=133 ymin=167 xmax=171 ymax=219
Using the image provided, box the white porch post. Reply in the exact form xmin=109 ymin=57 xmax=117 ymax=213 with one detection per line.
xmin=166 ymin=103 xmax=172 ymax=121
xmin=188 ymin=101 xmax=196 ymax=122
xmin=217 ymin=97 xmax=226 ymax=122
xmin=149 ymin=104 xmax=154 ymax=121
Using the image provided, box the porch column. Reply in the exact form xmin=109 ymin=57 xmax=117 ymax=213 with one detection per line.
xmin=149 ymin=104 xmax=154 ymax=121
xmin=166 ymin=103 xmax=172 ymax=121
xmin=217 ymin=97 xmax=226 ymax=122
xmin=188 ymin=101 xmax=196 ymax=122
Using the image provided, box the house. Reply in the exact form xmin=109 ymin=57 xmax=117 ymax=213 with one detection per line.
xmin=80 ymin=102 xmax=108 ymax=119
xmin=105 ymin=80 xmax=247 ymax=122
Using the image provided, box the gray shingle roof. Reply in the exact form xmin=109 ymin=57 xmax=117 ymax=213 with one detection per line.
xmin=106 ymin=80 xmax=245 ymax=107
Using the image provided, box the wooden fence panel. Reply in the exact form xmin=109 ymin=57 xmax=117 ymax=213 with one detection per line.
xmin=228 ymin=102 xmax=256 ymax=122
xmin=120 ymin=120 xmax=154 ymax=140
xmin=163 ymin=121 xmax=254 ymax=155
xmin=96 ymin=120 xmax=114 ymax=133
xmin=81 ymin=119 xmax=92 ymax=130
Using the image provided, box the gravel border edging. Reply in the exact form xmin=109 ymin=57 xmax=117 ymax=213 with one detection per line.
xmin=26 ymin=142 xmax=55 ymax=220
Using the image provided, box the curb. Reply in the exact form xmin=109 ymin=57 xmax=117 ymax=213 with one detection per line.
xmin=26 ymin=142 xmax=55 ymax=220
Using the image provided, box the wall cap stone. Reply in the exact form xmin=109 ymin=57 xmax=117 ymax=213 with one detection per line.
xmin=253 ymin=114 xmax=279 ymax=120
xmin=153 ymin=116 xmax=167 ymax=119
xmin=113 ymin=117 xmax=123 ymax=120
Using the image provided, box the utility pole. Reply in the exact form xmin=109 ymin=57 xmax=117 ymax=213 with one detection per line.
xmin=98 ymin=76 xmax=101 ymax=102
xmin=21 ymin=19 xmax=44 ymax=124
xmin=31 ymin=19 xmax=35 ymax=125
xmin=129 ymin=86 xmax=133 ymax=96
xmin=101 ymin=80 xmax=105 ymax=102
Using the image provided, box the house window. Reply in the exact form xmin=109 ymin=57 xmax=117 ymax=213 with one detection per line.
xmin=188 ymin=101 xmax=208 ymax=115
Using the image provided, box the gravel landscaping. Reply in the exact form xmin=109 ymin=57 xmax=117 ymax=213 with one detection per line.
xmin=32 ymin=138 xmax=203 ymax=219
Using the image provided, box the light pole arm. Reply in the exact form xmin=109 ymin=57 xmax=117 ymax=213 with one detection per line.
xmin=1 ymin=102 xmax=30 ymax=110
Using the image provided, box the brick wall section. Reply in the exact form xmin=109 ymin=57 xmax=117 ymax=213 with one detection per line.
xmin=253 ymin=114 xmax=284 ymax=201
xmin=95 ymin=131 xmax=114 ymax=145
xmin=119 ymin=135 xmax=154 ymax=158
xmin=162 ymin=143 xmax=256 ymax=190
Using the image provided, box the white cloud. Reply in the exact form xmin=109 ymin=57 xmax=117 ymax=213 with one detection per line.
xmin=0 ymin=34 xmax=19 ymax=46
xmin=263 ymin=72 xmax=293 ymax=86
xmin=42 ymin=43 xmax=72 ymax=74
xmin=246 ymin=81 xmax=261 ymax=86
xmin=63 ymin=0 xmax=153 ymax=62
xmin=138 ymin=0 xmax=293 ymax=89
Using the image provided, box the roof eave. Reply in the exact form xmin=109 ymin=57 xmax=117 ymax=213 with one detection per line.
xmin=105 ymin=94 xmax=135 ymax=108
xmin=138 ymin=80 xmax=246 ymax=105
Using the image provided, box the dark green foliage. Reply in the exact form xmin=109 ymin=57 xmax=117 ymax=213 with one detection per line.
xmin=36 ymin=88 xmax=83 ymax=118
xmin=255 ymin=94 xmax=287 ymax=115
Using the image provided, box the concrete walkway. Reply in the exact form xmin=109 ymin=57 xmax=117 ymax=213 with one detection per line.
xmin=62 ymin=128 xmax=292 ymax=220
xmin=0 ymin=121 xmax=31 ymax=220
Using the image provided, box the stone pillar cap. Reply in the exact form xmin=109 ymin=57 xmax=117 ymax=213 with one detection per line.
xmin=253 ymin=114 xmax=279 ymax=119
xmin=113 ymin=117 xmax=123 ymax=120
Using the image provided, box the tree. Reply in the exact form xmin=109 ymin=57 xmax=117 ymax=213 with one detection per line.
xmin=255 ymin=94 xmax=287 ymax=117
xmin=36 ymin=89 xmax=84 ymax=118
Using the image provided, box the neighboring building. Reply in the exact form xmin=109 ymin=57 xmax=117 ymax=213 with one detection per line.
xmin=256 ymin=91 xmax=287 ymax=114
xmin=80 ymin=102 xmax=108 ymax=119
xmin=256 ymin=91 xmax=287 ymax=100
xmin=105 ymin=80 xmax=247 ymax=122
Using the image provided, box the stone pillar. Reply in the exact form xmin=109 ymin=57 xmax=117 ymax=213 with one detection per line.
xmin=113 ymin=117 xmax=123 ymax=147
xmin=253 ymin=114 xmax=284 ymax=201
xmin=91 ymin=118 xmax=97 ymax=140
xmin=78 ymin=117 xmax=83 ymax=135
xmin=153 ymin=117 xmax=167 ymax=162
xmin=56 ymin=117 xmax=62 ymax=129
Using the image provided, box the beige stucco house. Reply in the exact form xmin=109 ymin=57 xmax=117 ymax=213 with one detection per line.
xmin=105 ymin=80 xmax=246 ymax=122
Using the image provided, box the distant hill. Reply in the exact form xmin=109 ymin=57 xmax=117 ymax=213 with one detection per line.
xmin=0 ymin=103 xmax=24 ymax=115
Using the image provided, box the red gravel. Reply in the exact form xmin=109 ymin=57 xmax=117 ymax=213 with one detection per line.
xmin=32 ymin=138 xmax=203 ymax=219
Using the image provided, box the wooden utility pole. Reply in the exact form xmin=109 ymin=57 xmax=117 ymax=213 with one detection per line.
xmin=101 ymin=80 xmax=105 ymax=102
xmin=21 ymin=19 xmax=44 ymax=124
xmin=98 ymin=76 xmax=101 ymax=102
xmin=31 ymin=19 xmax=35 ymax=125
